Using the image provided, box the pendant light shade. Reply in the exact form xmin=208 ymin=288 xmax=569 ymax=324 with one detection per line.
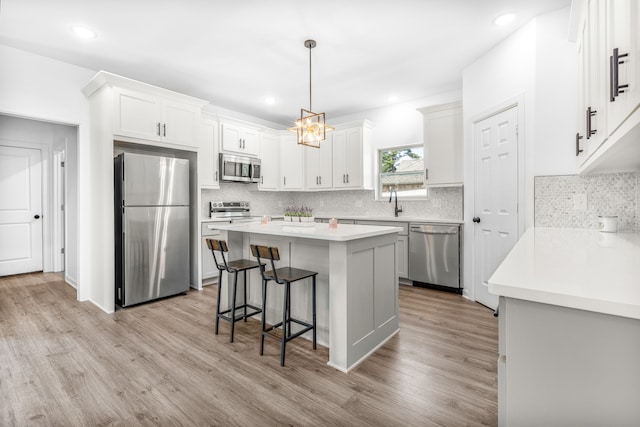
xmin=288 ymin=39 xmax=334 ymax=148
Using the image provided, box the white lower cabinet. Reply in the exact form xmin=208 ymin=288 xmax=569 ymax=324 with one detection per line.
xmin=498 ymin=296 xmax=640 ymax=426
xmin=355 ymin=220 xmax=408 ymax=279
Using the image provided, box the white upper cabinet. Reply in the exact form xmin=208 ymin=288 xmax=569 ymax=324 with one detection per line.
xmin=418 ymin=102 xmax=463 ymax=186
xmin=305 ymin=137 xmax=333 ymax=190
xmin=220 ymin=121 xmax=260 ymax=157
xmin=332 ymin=121 xmax=374 ymax=190
xmin=83 ymin=71 xmax=207 ymax=150
xmin=573 ymin=0 xmax=640 ymax=173
xmin=259 ymin=132 xmax=280 ymax=191
xmin=113 ymin=87 xmax=201 ymax=148
xmin=198 ymin=115 xmax=219 ymax=188
xmin=280 ymin=134 xmax=305 ymax=190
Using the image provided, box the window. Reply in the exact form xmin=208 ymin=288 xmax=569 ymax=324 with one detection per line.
xmin=378 ymin=145 xmax=426 ymax=199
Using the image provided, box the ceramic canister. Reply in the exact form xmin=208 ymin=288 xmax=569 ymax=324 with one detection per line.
xmin=597 ymin=215 xmax=617 ymax=233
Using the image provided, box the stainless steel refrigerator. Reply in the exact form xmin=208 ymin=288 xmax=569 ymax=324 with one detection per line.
xmin=114 ymin=152 xmax=190 ymax=307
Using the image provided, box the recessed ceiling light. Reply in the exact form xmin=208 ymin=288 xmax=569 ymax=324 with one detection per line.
xmin=71 ymin=26 xmax=97 ymax=39
xmin=493 ymin=13 xmax=516 ymax=27
xmin=388 ymin=96 xmax=399 ymax=103
xmin=265 ymin=96 xmax=275 ymax=105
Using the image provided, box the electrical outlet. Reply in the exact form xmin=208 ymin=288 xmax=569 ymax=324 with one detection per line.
xmin=355 ymin=200 xmax=363 ymax=208
xmin=431 ymin=198 xmax=441 ymax=208
xmin=573 ymin=193 xmax=587 ymax=211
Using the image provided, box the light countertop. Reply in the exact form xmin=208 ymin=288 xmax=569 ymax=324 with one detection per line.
xmin=488 ymin=227 xmax=640 ymax=320
xmin=206 ymin=221 xmax=403 ymax=242
xmin=315 ymin=215 xmax=464 ymax=224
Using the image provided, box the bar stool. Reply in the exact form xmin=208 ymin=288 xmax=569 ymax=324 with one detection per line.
xmin=206 ymin=239 xmax=263 ymax=343
xmin=250 ymin=244 xmax=317 ymax=366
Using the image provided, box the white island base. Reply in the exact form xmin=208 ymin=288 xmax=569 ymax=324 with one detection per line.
xmin=212 ymin=222 xmax=402 ymax=372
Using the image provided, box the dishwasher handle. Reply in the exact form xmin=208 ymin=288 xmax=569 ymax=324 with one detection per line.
xmin=410 ymin=228 xmax=458 ymax=235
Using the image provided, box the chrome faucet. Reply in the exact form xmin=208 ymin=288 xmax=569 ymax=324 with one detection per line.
xmin=389 ymin=188 xmax=403 ymax=217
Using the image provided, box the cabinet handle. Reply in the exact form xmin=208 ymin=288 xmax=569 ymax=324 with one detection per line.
xmin=425 ymin=168 xmax=429 ymax=181
xmin=319 ymin=176 xmax=322 ymax=185
xmin=586 ymin=107 xmax=597 ymax=138
xmin=157 ymin=122 xmax=161 ymax=136
xmin=610 ymin=48 xmax=629 ymax=101
xmin=575 ymin=132 xmax=584 ymax=156
xmin=284 ymin=176 xmax=286 ymax=186
xmin=346 ymin=174 xmax=349 ymax=184
xmin=163 ymin=123 xmax=166 ymax=137
xmin=316 ymin=176 xmax=318 ymax=185
xmin=342 ymin=174 xmax=345 ymax=184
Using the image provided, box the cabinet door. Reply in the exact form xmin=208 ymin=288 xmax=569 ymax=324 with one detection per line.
xmin=304 ymin=139 xmax=332 ymax=189
xmin=576 ymin=11 xmax=589 ymax=164
xmin=242 ymin=128 xmax=260 ymax=157
xmin=280 ymin=135 xmax=304 ymax=190
xmin=113 ymin=87 xmax=162 ymax=141
xmin=606 ymin=0 xmax=638 ymax=129
xmin=397 ymin=235 xmax=409 ymax=279
xmin=198 ymin=119 xmax=219 ymax=188
xmin=332 ymin=130 xmax=348 ymax=188
xmin=259 ymin=133 xmax=280 ymax=190
xmin=221 ymin=122 xmax=244 ymax=154
xmin=585 ymin=0 xmax=608 ymax=157
xmin=344 ymin=128 xmax=362 ymax=188
xmin=423 ymin=103 xmax=463 ymax=186
xmin=162 ymin=100 xmax=199 ymax=147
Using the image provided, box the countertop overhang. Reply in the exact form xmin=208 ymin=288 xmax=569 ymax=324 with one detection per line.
xmin=207 ymin=222 xmax=403 ymax=242
xmin=489 ymin=227 xmax=640 ymax=320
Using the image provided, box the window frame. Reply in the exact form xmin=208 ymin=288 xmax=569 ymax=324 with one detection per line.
xmin=376 ymin=144 xmax=428 ymax=201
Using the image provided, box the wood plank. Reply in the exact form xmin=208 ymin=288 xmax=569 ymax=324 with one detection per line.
xmin=0 ymin=273 xmax=497 ymax=426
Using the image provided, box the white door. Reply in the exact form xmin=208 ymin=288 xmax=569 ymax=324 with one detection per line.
xmin=0 ymin=145 xmax=43 ymax=276
xmin=473 ymin=107 xmax=519 ymax=309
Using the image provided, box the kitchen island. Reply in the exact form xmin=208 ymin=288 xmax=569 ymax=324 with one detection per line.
xmin=208 ymin=221 xmax=403 ymax=372
xmin=489 ymin=227 xmax=640 ymax=426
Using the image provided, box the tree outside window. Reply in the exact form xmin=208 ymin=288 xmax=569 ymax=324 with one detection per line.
xmin=379 ymin=146 xmax=426 ymax=199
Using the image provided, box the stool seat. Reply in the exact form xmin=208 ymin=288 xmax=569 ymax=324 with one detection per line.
xmin=222 ymin=259 xmax=262 ymax=272
xmin=206 ymin=238 xmax=263 ymax=343
xmin=263 ymin=267 xmax=317 ymax=283
xmin=251 ymin=244 xmax=317 ymax=367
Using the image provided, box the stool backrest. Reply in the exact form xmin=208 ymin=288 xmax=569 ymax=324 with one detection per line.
xmin=250 ymin=244 xmax=281 ymax=283
xmin=206 ymin=238 xmax=229 ymax=270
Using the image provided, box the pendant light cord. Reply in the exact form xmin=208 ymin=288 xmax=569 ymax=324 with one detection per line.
xmin=308 ymin=43 xmax=312 ymax=112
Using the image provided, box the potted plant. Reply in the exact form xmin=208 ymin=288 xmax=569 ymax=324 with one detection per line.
xmin=284 ymin=206 xmax=314 ymax=222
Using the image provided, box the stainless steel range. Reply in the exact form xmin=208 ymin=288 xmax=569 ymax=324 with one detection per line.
xmin=208 ymin=201 xmax=260 ymax=223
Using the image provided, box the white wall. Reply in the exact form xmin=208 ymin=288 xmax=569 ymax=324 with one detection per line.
xmin=0 ymin=43 xmax=94 ymax=301
xmin=331 ymin=90 xmax=462 ymax=151
xmin=461 ymin=7 xmax=577 ymax=301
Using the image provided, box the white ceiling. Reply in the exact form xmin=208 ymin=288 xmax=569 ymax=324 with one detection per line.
xmin=0 ymin=0 xmax=571 ymax=126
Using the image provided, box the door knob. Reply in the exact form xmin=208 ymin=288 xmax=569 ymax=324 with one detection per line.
xmin=34 ymin=215 xmax=40 ymax=219
xmin=472 ymin=217 xmax=480 ymax=223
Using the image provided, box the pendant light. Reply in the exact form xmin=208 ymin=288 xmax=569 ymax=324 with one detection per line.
xmin=288 ymin=39 xmax=334 ymax=148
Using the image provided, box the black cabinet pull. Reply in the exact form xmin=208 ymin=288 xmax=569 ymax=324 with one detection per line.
xmin=162 ymin=123 xmax=166 ymax=137
xmin=472 ymin=217 xmax=481 ymax=223
xmin=610 ymin=48 xmax=629 ymax=101
xmin=576 ymin=132 xmax=584 ymax=156
xmin=586 ymin=107 xmax=597 ymax=138
xmin=157 ymin=122 xmax=161 ymax=136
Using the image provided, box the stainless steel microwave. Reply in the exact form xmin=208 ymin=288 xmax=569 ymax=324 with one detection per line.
xmin=219 ymin=153 xmax=261 ymax=183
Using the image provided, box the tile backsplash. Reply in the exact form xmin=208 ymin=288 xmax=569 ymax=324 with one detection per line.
xmin=535 ymin=172 xmax=639 ymax=232
xmin=201 ymin=184 xmax=463 ymax=221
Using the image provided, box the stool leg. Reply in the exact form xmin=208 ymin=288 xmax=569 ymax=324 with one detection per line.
xmin=215 ymin=269 xmax=223 ymax=335
xmin=260 ymin=278 xmax=267 ymax=356
xmin=280 ymin=282 xmax=289 ymax=367
xmin=312 ymin=275 xmax=317 ymax=350
xmin=287 ymin=283 xmax=292 ymax=338
xmin=243 ymin=269 xmax=248 ymax=322
xmin=230 ymin=271 xmax=238 ymax=343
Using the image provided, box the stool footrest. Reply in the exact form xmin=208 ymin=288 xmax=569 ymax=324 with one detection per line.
xmin=262 ymin=318 xmax=314 ymax=343
xmin=218 ymin=304 xmax=262 ymax=322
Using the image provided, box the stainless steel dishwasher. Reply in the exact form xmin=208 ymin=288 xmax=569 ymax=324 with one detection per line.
xmin=409 ymin=223 xmax=461 ymax=292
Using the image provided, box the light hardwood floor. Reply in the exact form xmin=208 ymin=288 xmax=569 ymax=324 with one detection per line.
xmin=0 ymin=273 xmax=498 ymax=426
